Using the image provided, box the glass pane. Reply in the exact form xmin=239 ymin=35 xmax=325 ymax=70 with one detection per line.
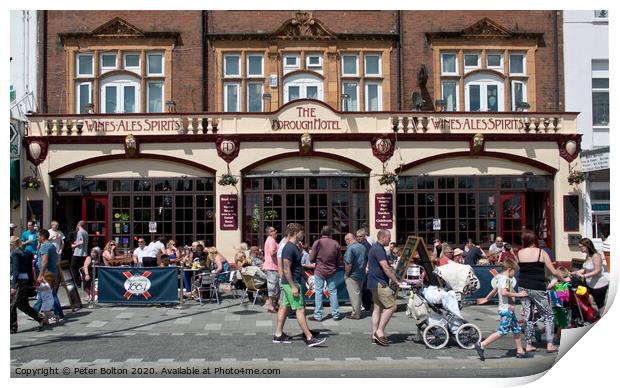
xmin=442 ymin=54 xmax=456 ymax=73
xmin=509 ymin=54 xmax=524 ymax=73
xmin=487 ymin=84 xmax=498 ymax=112
xmin=343 ymin=82 xmax=358 ymax=111
xmin=442 ymin=82 xmax=457 ymax=112
xmin=247 ymin=83 xmax=262 ymax=112
xmin=367 ymin=84 xmax=379 ymax=111
xmin=288 ymin=86 xmax=300 ymax=101
xmin=592 ymin=92 xmax=610 ymax=125
xmin=102 ymin=54 xmax=116 ymax=68
xmin=513 ymin=82 xmax=524 ymax=109
xmin=307 ymin=86 xmax=318 ymax=99
xmin=248 ymin=56 xmax=262 ymax=75
xmin=468 ymin=85 xmax=480 ymax=111
xmin=124 ymin=86 xmax=136 ymax=113
xmin=148 ymin=82 xmax=163 ymax=112
xmin=79 ymin=84 xmax=90 ymax=113
xmin=487 ymin=54 xmax=501 ymax=67
xmin=464 ymin=54 xmax=478 ymax=67
xmin=78 ymin=55 xmax=93 ymax=75
xmin=225 ymin=55 xmax=239 ymax=75
xmin=148 ymin=54 xmax=163 ymax=74
xmin=343 ymin=56 xmax=357 ymax=74
xmin=592 ymin=78 xmax=609 ymax=89
xmin=308 ymin=55 xmax=321 ymax=66
xmin=226 ymin=84 xmax=238 ymax=112
xmin=366 ymin=55 xmax=380 ymax=74
xmin=105 ymin=86 xmax=117 ymax=113
xmin=125 ymin=54 xmax=139 ymax=68
xmin=285 ymin=56 xmax=298 ymax=66
xmin=479 ymin=176 xmax=496 ymax=188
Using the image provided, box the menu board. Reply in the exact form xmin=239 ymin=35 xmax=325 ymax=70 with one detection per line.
xmin=375 ymin=193 xmax=393 ymax=229
xmin=220 ymin=195 xmax=238 ymax=230
xmin=563 ymin=195 xmax=579 ymax=232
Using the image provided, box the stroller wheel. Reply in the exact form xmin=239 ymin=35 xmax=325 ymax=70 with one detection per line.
xmin=455 ymin=323 xmax=481 ymax=349
xmin=422 ymin=324 xmax=449 ymax=349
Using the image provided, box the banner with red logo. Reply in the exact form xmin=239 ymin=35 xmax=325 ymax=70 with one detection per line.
xmin=97 ymin=266 xmax=179 ymax=304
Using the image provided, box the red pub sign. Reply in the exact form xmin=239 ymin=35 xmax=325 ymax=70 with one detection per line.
xmin=375 ymin=193 xmax=393 ymax=229
xmin=220 ymin=195 xmax=238 ymax=231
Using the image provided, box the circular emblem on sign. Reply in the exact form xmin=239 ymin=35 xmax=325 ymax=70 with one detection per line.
xmin=375 ymin=139 xmax=392 ymax=155
xmin=220 ymin=140 xmax=237 ymax=155
xmin=124 ymin=275 xmax=152 ymax=296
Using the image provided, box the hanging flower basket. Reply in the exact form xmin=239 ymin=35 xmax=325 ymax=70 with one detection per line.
xmin=567 ymin=170 xmax=586 ymax=185
xmin=218 ymin=173 xmax=238 ymax=186
xmin=22 ymin=176 xmax=41 ymax=190
xmin=379 ymin=172 xmax=399 ymax=186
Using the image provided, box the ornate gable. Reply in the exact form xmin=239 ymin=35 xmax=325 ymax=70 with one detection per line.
xmin=461 ymin=17 xmax=511 ymax=38
xmin=274 ymin=12 xmax=336 ymax=40
xmin=91 ymin=17 xmax=145 ymax=37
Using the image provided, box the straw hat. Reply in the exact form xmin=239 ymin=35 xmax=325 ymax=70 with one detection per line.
xmin=453 ymin=248 xmax=464 ymax=257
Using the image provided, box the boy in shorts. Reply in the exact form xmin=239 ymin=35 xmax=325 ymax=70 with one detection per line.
xmin=273 ymin=223 xmax=325 ymax=347
xmin=475 ymin=259 xmax=530 ymax=360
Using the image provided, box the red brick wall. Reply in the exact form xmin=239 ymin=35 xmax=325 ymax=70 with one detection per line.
xmin=41 ymin=10 xmax=203 ymax=114
xmin=401 ymin=10 xmax=564 ymax=111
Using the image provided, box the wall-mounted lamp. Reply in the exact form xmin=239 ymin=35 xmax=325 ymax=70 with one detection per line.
xmin=84 ymin=103 xmax=94 ymax=114
xmin=166 ymin=100 xmax=177 ymax=113
xmin=516 ymin=102 xmax=530 ymax=112
xmin=435 ymin=99 xmax=447 ymax=112
xmin=341 ymin=93 xmax=350 ymax=112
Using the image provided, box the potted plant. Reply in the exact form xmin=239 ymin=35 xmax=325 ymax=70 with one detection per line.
xmin=218 ymin=173 xmax=238 ymax=186
xmin=568 ymin=169 xmax=586 ymax=185
xmin=22 ymin=175 xmax=41 ymax=190
xmin=379 ymin=171 xmax=398 ymax=186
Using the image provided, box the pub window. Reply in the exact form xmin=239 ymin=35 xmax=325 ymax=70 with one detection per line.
xmin=123 ymin=53 xmax=140 ymax=72
xmin=342 ymin=54 xmax=359 ymax=76
xmin=100 ymin=53 xmax=117 ymax=73
xmin=464 ymin=52 xmax=481 ymax=73
xmin=77 ymin=53 xmax=94 ymax=77
xmin=147 ymin=53 xmax=164 ymax=76
xmin=306 ymin=53 xmax=323 ymax=73
xmin=76 ymin=82 xmax=93 ymax=114
xmin=247 ymin=82 xmax=264 ymax=112
xmin=563 ymin=195 xmax=580 ymax=232
xmin=365 ymin=82 xmax=382 ymax=111
xmin=592 ymin=60 xmax=609 ymax=126
xmin=364 ymin=54 xmax=381 ymax=76
xmin=342 ymin=81 xmax=359 ymax=111
xmin=247 ymin=54 xmax=264 ymax=77
xmin=147 ymin=81 xmax=164 ymax=113
xmin=486 ymin=52 xmax=503 ymax=70
xmin=224 ymin=83 xmax=240 ymax=112
xmin=509 ymin=53 xmax=526 ymax=75
xmin=441 ymin=81 xmax=458 ymax=111
xmin=283 ymin=54 xmax=300 ymax=74
xmin=224 ymin=54 xmax=241 ymax=77
xmin=441 ymin=53 xmax=458 ymax=75
xmin=101 ymin=76 xmax=140 ymax=114
xmin=465 ymin=75 xmax=504 ymax=112
xmin=511 ymin=80 xmax=527 ymax=111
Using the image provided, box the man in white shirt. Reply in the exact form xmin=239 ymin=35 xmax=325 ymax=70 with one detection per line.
xmin=48 ymin=221 xmax=65 ymax=255
xmin=133 ymin=238 xmax=149 ymax=266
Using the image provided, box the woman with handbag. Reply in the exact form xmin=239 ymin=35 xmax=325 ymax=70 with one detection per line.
xmin=517 ymin=229 xmax=564 ymax=353
xmin=10 ymin=237 xmax=45 ymax=333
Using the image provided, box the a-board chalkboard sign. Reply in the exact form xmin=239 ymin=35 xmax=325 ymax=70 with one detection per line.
xmin=563 ymin=195 xmax=579 ymax=231
xmin=395 ymin=236 xmax=440 ymax=287
xmin=59 ymin=261 xmax=82 ymax=311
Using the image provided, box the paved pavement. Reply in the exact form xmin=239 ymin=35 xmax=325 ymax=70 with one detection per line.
xmin=11 ymin=289 xmax=557 ymax=378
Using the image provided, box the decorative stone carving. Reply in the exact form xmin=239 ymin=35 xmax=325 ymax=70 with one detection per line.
xmin=300 ymin=132 xmax=313 ymax=154
xmin=92 ymin=17 xmax=145 ymax=36
xmin=275 ymin=12 xmax=336 ymax=40
xmin=462 ymin=17 xmax=511 ymax=37
xmin=471 ymin=133 xmax=485 ymax=153
xmin=216 ymin=136 xmax=240 ymax=163
xmin=124 ymin=134 xmax=138 ymax=158
xmin=371 ymin=135 xmax=395 ymax=163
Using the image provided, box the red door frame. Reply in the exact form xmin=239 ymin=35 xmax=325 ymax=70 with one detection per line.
xmin=81 ymin=196 xmax=109 ymax=249
xmin=500 ymin=192 xmax=526 ymax=246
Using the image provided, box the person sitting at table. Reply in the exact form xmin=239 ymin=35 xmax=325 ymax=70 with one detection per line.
xmin=241 ymin=256 xmax=268 ymax=302
xmin=133 ymin=238 xmax=149 ymax=267
xmin=464 ymin=240 xmax=487 ymax=266
xmin=102 ymin=240 xmax=119 ymax=266
xmin=82 ymin=247 xmax=102 ymax=302
xmin=159 ymin=254 xmax=171 ymax=267
xmin=231 ymin=251 xmax=248 ymax=292
xmin=209 ymin=247 xmax=230 ymax=283
xmin=166 ymin=240 xmax=179 ymax=264
xmin=300 ymin=242 xmax=315 ymax=271
xmin=498 ymin=244 xmax=517 ymax=264
xmin=249 ymin=245 xmax=264 ymax=267
xmin=437 ymin=245 xmax=455 ymax=266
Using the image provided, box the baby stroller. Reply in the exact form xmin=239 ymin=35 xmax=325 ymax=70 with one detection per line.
xmin=406 ymin=263 xmax=482 ymax=349
xmin=566 ymin=277 xmax=599 ymax=327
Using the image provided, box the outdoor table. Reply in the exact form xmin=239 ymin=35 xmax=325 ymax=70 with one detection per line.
xmin=182 ymin=268 xmax=201 ymax=294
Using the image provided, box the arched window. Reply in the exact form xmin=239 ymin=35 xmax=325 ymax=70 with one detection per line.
xmin=283 ymin=72 xmax=324 ymax=103
xmin=100 ymin=74 xmax=141 ymax=114
xmin=464 ymin=73 xmax=504 ymax=112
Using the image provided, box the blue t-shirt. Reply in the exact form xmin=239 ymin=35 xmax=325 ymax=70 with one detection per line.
xmin=281 ymin=242 xmax=302 ymax=285
xmin=344 ymin=242 xmax=367 ymax=281
xmin=21 ymin=230 xmax=38 ymax=254
xmin=37 ymin=241 xmax=59 ymax=274
xmin=366 ymin=242 xmax=389 ymax=289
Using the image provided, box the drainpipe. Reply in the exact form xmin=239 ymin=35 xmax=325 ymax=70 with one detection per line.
xmin=553 ymin=11 xmax=560 ymax=111
xmin=41 ymin=10 xmax=47 ymax=113
xmin=202 ymin=11 xmax=208 ymax=111
xmin=396 ymin=11 xmax=403 ymax=110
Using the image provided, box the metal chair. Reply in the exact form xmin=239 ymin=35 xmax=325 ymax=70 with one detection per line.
xmin=239 ymin=274 xmax=267 ymax=307
xmin=195 ymin=272 xmax=220 ymax=304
